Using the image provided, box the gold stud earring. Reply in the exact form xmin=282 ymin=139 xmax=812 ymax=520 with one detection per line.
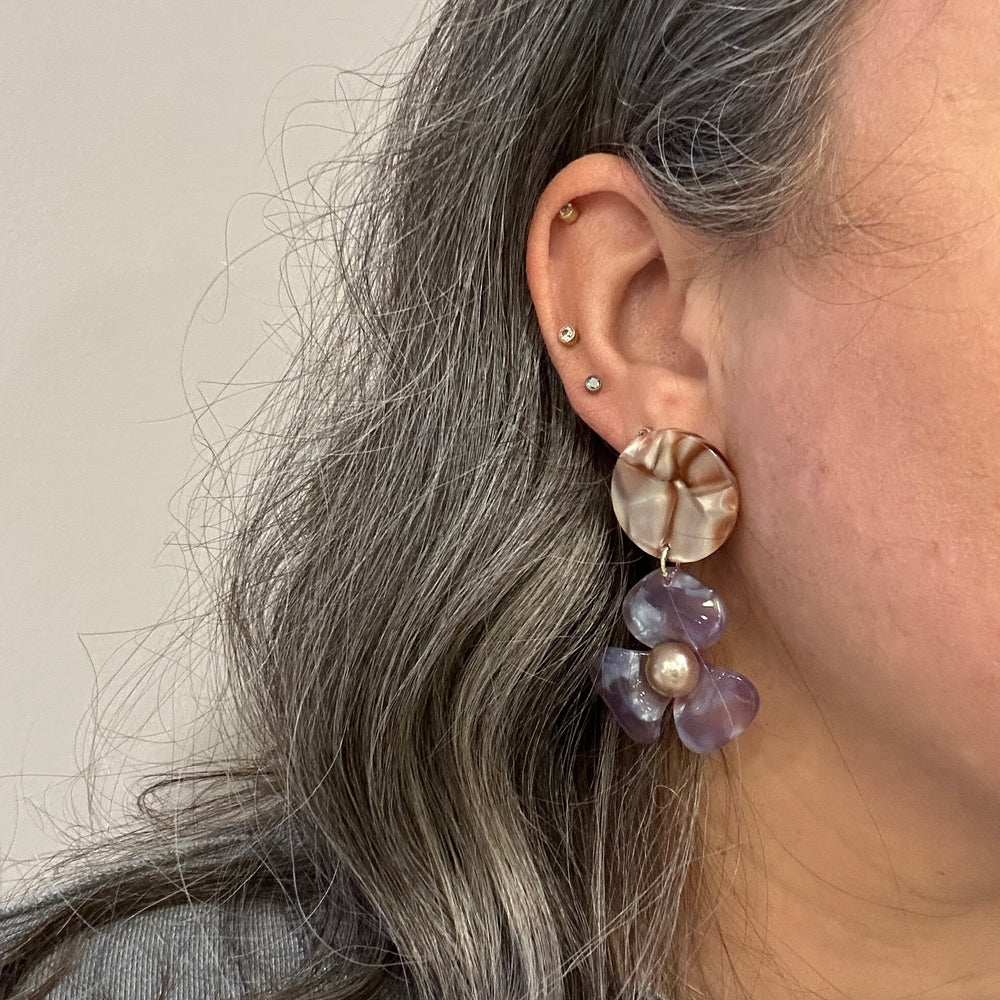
xmin=584 ymin=375 xmax=602 ymax=392
xmin=557 ymin=202 xmax=579 ymax=224
xmin=557 ymin=325 xmax=578 ymax=345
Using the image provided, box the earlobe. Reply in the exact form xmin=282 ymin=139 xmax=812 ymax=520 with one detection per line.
xmin=526 ymin=154 xmax=726 ymax=454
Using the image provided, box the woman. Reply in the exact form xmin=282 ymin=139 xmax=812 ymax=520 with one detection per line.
xmin=3 ymin=0 xmax=998 ymax=997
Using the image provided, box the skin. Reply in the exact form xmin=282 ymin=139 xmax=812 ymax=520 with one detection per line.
xmin=526 ymin=0 xmax=1000 ymax=996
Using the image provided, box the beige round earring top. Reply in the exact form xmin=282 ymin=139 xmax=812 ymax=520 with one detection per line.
xmin=611 ymin=428 xmax=739 ymax=563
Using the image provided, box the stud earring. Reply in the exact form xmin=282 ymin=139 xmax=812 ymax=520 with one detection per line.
xmin=589 ymin=428 xmax=760 ymax=750
xmin=584 ymin=375 xmax=602 ymax=392
xmin=557 ymin=325 xmax=578 ymax=345
xmin=557 ymin=202 xmax=579 ymax=224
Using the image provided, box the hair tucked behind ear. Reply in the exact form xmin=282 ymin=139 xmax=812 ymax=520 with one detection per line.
xmin=1 ymin=1 xmax=856 ymax=998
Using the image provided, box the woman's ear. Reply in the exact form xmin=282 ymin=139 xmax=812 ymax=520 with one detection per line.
xmin=526 ymin=153 xmax=728 ymax=454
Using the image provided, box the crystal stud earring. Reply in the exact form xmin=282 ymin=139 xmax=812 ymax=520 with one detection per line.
xmin=557 ymin=202 xmax=579 ymax=224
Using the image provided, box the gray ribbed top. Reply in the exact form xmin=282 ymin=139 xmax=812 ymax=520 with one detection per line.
xmin=3 ymin=896 xmax=310 ymax=998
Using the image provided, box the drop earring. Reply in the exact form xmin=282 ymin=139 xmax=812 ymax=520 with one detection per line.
xmin=590 ymin=428 xmax=760 ymax=750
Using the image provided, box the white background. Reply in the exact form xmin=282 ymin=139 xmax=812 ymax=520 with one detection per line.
xmin=1 ymin=0 xmax=419 ymax=888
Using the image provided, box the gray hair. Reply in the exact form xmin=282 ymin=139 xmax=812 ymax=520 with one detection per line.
xmin=1 ymin=1 xmax=856 ymax=997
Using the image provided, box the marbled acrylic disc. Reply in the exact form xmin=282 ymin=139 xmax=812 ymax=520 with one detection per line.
xmin=611 ymin=429 xmax=739 ymax=562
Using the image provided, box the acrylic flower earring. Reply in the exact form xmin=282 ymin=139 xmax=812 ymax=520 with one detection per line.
xmin=590 ymin=428 xmax=760 ymax=751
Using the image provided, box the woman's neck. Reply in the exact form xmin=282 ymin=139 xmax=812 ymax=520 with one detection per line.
xmin=686 ymin=591 xmax=1000 ymax=1000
